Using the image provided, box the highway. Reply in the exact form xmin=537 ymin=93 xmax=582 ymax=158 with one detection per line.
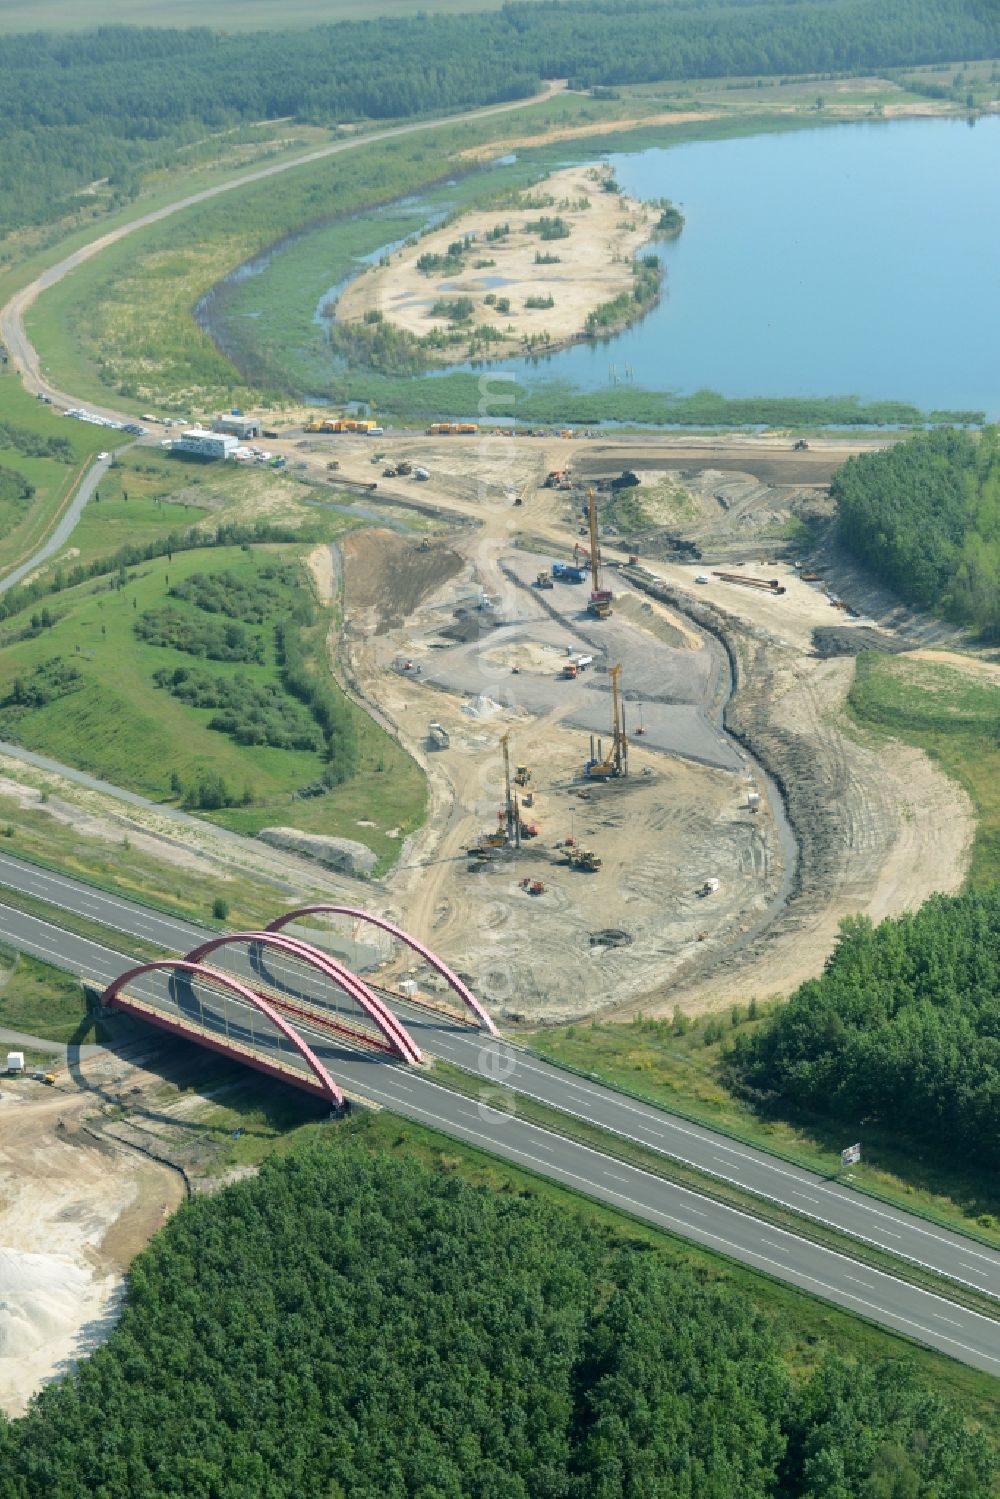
xmin=0 ymin=856 xmax=999 ymax=1373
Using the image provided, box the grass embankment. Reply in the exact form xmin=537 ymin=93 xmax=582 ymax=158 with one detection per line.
xmin=0 ymin=492 xmax=425 ymax=867
xmin=0 ymin=795 xmax=321 ymax=932
xmin=848 ymin=651 xmax=1000 ymax=885
xmin=0 ymin=0 xmax=529 ymax=29
xmin=152 ymin=1091 xmax=1000 ymax=1442
xmin=0 ymin=370 xmax=120 ymax=578
xmin=0 ymin=943 xmax=100 ymax=1044
xmin=529 ymin=1006 xmax=1000 ymax=1250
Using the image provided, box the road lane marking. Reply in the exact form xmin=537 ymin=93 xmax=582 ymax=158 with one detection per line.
xmin=2 ymin=888 xmax=1000 ymax=1313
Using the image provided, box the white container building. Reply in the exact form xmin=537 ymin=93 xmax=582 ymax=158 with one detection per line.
xmin=173 ymin=428 xmax=238 ymax=461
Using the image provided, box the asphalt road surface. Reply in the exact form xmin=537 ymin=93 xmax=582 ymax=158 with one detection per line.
xmin=0 ymin=855 xmax=998 ymax=1371
xmin=0 ymin=451 xmax=113 ymax=595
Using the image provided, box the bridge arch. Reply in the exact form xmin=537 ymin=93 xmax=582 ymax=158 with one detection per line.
xmin=183 ymin=931 xmax=423 ymax=1064
xmin=266 ymin=906 xmax=498 ymax=1035
xmin=101 ymin=960 xmax=344 ymax=1107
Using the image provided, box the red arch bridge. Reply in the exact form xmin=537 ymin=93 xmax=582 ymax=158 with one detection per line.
xmin=100 ymin=906 xmax=497 ymax=1109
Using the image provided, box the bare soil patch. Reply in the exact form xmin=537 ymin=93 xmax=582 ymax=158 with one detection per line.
xmin=342 ymin=529 xmax=464 ymax=633
xmin=0 ymin=1072 xmax=183 ymax=1416
xmin=331 ymin=433 xmax=975 ymax=1022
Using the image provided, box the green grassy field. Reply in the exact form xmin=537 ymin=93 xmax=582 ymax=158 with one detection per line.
xmin=0 ymin=532 xmax=425 ymax=866
xmin=848 ymin=651 xmax=1000 ymax=886
xmin=0 ymin=370 xmax=122 ymax=578
xmin=0 ymin=943 xmax=101 ymax=1044
xmin=0 ymin=0 xmax=534 ymax=30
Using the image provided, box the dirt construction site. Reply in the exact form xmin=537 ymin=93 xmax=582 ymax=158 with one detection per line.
xmin=316 ymin=428 xmax=974 ymax=1024
xmin=0 ymin=427 xmax=979 ymax=1415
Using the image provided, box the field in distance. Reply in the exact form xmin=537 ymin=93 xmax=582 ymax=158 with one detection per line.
xmin=0 ymin=0 xmax=537 ymax=30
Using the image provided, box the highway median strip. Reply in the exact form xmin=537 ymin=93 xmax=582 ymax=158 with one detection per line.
xmin=428 ymin=1057 xmax=1000 ymax=1326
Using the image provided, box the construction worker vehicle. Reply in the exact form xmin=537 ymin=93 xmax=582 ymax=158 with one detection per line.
xmin=552 ymin=561 xmax=587 ymax=583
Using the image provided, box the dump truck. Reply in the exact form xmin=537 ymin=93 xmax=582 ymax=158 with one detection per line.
xmin=552 ymin=562 xmax=586 ymax=583
xmin=568 ymin=847 xmax=602 ymax=872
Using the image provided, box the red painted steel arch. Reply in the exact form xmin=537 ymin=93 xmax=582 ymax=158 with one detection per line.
xmin=183 ymin=931 xmax=423 ymax=1065
xmin=101 ymin=960 xmax=344 ymax=1107
xmin=266 ymin=906 xmax=499 ymax=1035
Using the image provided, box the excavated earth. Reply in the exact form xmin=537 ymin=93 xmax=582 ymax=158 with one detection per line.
xmin=328 ymin=432 xmax=974 ymax=1022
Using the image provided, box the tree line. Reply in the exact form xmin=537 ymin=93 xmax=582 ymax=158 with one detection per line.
xmin=729 ymin=885 xmax=1000 ymax=1171
xmin=0 ymin=1145 xmax=992 ymax=1496
xmin=3 ymin=0 xmax=1000 ymax=238
xmin=833 ymin=426 xmax=1000 ymax=634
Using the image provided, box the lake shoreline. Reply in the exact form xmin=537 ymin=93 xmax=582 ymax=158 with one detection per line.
xmin=331 ymin=162 xmax=666 ymax=367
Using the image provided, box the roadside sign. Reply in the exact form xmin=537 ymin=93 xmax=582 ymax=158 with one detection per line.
xmin=841 ymin=1143 xmax=862 ymax=1167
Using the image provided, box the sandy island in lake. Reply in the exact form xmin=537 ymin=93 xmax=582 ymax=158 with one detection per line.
xmin=332 ymin=163 xmax=661 ymax=362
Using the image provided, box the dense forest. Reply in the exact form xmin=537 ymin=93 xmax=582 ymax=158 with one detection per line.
xmin=0 ymin=1146 xmax=993 ymax=1497
xmin=730 ymin=886 xmax=1000 ymax=1171
xmin=2 ymin=0 xmax=999 ymax=237
xmin=833 ymin=426 xmax=1000 ymax=633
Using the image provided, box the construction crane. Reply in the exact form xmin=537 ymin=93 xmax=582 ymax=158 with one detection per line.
xmin=499 ymin=731 xmax=521 ymax=847
xmin=586 ymin=663 xmax=628 ymax=779
xmin=586 ymin=486 xmax=613 ymax=619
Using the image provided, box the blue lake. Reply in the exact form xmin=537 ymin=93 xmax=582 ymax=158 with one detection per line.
xmin=442 ymin=115 xmax=1000 ymax=418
